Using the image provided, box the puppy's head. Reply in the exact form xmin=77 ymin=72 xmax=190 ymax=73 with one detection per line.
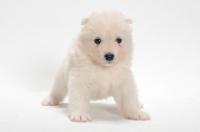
xmin=79 ymin=11 xmax=133 ymax=67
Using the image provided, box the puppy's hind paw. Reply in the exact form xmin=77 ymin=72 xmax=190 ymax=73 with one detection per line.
xmin=41 ymin=96 xmax=58 ymax=106
xmin=125 ymin=110 xmax=150 ymax=120
xmin=70 ymin=112 xmax=92 ymax=122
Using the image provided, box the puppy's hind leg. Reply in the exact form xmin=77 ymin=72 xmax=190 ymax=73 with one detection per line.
xmin=42 ymin=62 xmax=69 ymax=106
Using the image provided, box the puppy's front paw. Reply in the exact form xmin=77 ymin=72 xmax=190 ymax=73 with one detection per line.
xmin=42 ymin=96 xmax=58 ymax=106
xmin=124 ymin=110 xmax=150 ymax=120
xmin=70 ymin=112 xmax=92 ymax=122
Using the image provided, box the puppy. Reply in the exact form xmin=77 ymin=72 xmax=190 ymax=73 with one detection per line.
xmin=42 ymin=11 xmax=150 ymax=122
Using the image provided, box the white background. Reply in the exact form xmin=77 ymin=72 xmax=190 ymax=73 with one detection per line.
xmin=1 ymin=0 xmax=200 ymax=132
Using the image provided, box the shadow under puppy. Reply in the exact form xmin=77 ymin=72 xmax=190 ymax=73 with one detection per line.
xmin=42 ymin=11 xmax=150 ymax=122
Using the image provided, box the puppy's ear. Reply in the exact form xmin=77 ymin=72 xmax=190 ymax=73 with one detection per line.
xmin=81 ymin=18 xmax=88 ymax=25
xmin=125 ymin=18 xmax=134 ymax=24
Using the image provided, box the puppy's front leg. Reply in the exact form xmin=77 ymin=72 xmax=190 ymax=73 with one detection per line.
xmin=113 ymin=79 xmax=150 ymax=120
xmin=68 ymin=78 xmax=91 ymax=122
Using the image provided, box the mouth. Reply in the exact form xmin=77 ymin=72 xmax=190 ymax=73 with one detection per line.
xmin=108 ymin=61 xmax=112 ymax=64
xmin=102 ymin=60 xmax=114 ymax=66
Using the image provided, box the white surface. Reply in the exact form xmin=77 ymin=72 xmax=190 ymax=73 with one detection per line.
xmin=1 ymin=0 xmax=200 ymax=132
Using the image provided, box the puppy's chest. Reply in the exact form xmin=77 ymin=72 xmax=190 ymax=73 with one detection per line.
xmin=87 ymin=68 xmax=121 ymax=99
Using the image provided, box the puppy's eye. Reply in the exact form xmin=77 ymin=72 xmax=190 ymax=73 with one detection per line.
xmin=116 ymin=37 xmax=122 ymax=44
xmin=94 ymin=38 xmax=101 ymax=44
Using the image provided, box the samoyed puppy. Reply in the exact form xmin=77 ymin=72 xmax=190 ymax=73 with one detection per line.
xmin=42 ymin=11 xmax=150 ymax=122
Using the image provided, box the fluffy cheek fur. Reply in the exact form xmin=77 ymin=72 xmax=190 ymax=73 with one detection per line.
xmin=80 ymin=42 xmax=123 ymax=66
xmin=91 ymin=44 xmax=125 ymax=66
xmin=79 ymin=33 xmax=132 ymax=66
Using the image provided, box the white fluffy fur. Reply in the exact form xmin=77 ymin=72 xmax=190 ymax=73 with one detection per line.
xmin=42 ymin=11 xmax=150 ymax=122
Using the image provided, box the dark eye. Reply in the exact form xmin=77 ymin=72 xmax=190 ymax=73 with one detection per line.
xmin=116 ymin=37 xmax=122 ymax=44
xmin=94 ymin=38 xmax=101 ymax=44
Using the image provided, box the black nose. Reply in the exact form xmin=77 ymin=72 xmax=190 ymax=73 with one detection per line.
xmin=104 ymin=53 xmax=114 ymax=61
